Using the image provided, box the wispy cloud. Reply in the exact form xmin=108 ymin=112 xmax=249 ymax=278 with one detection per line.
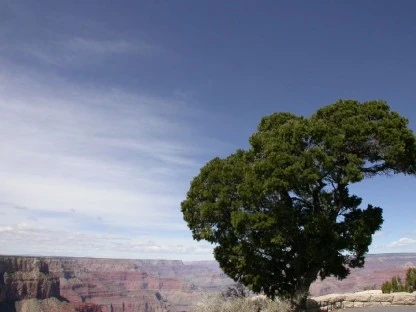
xmin=0 ymin=9 xmax=161 ymax=69
xmin=0 ymin=222 xmax=213 ymax=259
xmin=0 ymin=6 xmax=161 ymax=68
xmin=68 ymin=37 xmax=153 ymax=54
xmin=11 ymin=37 xmax=160 ymax=67
xmin=0 ymin=62 xmax=218 ymax=259
xmin=370 ymin=236 xmax=416 ymax=254
xmin=0 ymin=201 xmax=30 ymax=211
xmin=388 ymin=238 xmax=416 ymax=250
xmin=0 ymin=10 xmax=233 ymax=260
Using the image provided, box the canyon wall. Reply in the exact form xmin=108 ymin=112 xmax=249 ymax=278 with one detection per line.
xmin=0 ymin=258 xmax=59 ymax=302
xmin=0 ymin=256 xmax=235 ymax=312
xmin=0 ymin=257 xmax=102 ymax=312
xmin=1 ymin=253 xmax=415 ymax=311
xmin=46 ymin=258 xmax=233 ymax=312
xmin=310 ymin=253 xmax=416 ymax=296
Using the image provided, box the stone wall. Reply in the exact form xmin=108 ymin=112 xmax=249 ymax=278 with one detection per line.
xmin=308 ymin=290 xmax=416 ymax=311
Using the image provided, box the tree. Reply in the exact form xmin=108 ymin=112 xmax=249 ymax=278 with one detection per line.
xmin=405 ymin=267 xmax=416 ymax=292
xmin=381 ymin=281 xmax=392 ymax=294
xmin=181 ymin=100 xmax=416 ymax=307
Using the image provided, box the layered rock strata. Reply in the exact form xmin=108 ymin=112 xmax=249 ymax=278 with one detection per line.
xmin=0 ymin=257 xmax=102 ymax=312
xmin=0 ymin=257 xmax=59 ymax=302
xmin=1 ymin=253 xmax=416 ymax=311
xmin=310 ymin=253 xmax=416 ymax=296
xmin=43 ymin=257 xmax=232 ymax=312
xmin=0 ymin=256 xmax=235 ymax=312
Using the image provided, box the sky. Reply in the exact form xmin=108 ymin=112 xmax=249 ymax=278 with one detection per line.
xmin=0 ymin=0 xmax=416 ymax=261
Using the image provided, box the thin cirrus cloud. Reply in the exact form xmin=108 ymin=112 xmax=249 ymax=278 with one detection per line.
xmin=4 ymin=36 xmax=160 ymax=67
xmin=0 ymin=222 xmax=212 ymax=259
xmin=369 ymin=236 xmax=416 ymax=254
xmin=0 ymin=59 xmax=219 ymax=259
xmin=65 ymin=37 xmax=157 ymax=55
xmin=387 ymin=238 xmax=416 ymax=250
xmin=0 ymin=11 xmax=224 ymax=259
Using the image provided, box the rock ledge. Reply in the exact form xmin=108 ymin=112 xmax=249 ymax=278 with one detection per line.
xmin=308 ymin=290 xmax=416 ymax=311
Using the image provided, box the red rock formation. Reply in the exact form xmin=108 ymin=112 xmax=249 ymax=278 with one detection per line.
xmin=0 ymin=257 xmax=103 ymax=312
xmin=48 ymin=257 xmax=231 ymax=311
xmin=0 ymin=257 xmax=49 ymax=273
xmin=3 ymin=253 xmax=414 ymax=311
xmin=43 ymin=258 xmax=188 ymax=311
xmin=3 ymin=271 xmax=60 ymax=301
xmin=74 ymin=302 xmax=104 ymax=312
xmin=0 ymin=257 xmax=60 ymax=302
xmin=310 ymin=253 xmax=416 ymax=296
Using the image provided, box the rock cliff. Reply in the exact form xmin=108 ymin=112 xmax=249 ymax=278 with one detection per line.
xmin=310 ymin=253 xmax=416 ymax=296
xmin=3 ymin=271 xmax=59 ymax=301
xmin=0 ymin=256 xmax=234 ymax=312
xmin=0 ymin=257 xmax=59 ymax=302
xmin=1 ymin=253 xmax=415 ymax=311
xmin=42 ymin=257 xmax=231 ymax=312
xmin=0 ymin=256 xmax=102 ymax=312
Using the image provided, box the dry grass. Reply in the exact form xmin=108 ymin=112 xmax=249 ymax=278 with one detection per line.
xmin=191 ymin=293 xmax=291 ymax=312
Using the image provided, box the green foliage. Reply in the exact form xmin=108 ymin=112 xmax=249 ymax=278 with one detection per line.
xmin=405 ymin=268 xmax=416 ymax=292
xmin=390 ymin=276 xmax=406 ymax=292
xmin=382 ymin=268 xmax=416 ymax=293
xmin=181 ymin=100 xmax=416 ymax=304
xmin=382 ymin=275 xmax=407 ymax=293
xmin=381 ymin=281 xmax=392 ymax=294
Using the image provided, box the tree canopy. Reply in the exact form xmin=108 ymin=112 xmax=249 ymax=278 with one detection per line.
xmin=181 ymin=100 xmax=416 ymax=304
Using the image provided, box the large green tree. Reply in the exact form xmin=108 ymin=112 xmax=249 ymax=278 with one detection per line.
xmin=181 ymin=100 xmax=416 ymax=306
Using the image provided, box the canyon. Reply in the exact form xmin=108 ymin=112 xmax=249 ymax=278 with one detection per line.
xmin=1 ymin=253 xmax=415 ymax=312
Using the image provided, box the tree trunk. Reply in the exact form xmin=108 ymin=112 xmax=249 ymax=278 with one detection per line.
xmin=291 ymin=276 xmax=315 ymax=311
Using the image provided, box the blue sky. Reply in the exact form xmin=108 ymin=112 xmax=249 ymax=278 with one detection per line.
xmin=0 ymin=0 xmax=415 ymax=260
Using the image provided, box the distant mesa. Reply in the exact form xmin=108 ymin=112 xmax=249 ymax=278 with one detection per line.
xmin=402 ymin=262 xmax=415 ymax=268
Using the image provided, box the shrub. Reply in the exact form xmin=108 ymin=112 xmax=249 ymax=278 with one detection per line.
xmin=390 ymin=276 xmax=405 ymax=292
xmin=381 ymin=268 xmax=416 ymax=293
xmin=192 ymin=293 xmax=291 ymax=312
xmin=222 ymin=282 xmax=249 ymax=299
xmin=381 ymin=281 xmax=392 ymax=294
xmin=405 ymin=268 xmax=416 ymax=293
